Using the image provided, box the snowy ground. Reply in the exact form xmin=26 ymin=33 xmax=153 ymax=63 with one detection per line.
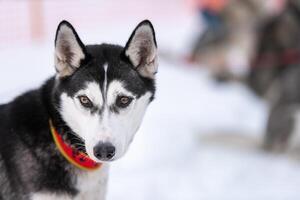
xmin=1 ymin=10 xmax=300 ymax=200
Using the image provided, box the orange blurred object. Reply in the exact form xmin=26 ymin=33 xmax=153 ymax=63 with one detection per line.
xmin=192 ymin=0 xmax=228 ymax=13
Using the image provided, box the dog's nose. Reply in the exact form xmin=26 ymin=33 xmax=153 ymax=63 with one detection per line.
xmin=93 ymin=142 xmax=115 ymax=161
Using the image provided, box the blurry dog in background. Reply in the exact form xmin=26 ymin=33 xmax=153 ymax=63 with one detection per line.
xmin=191 ymin=0 xmax=300 ymax=152
xmin=248 ymin=0 xmax=300 ymax=151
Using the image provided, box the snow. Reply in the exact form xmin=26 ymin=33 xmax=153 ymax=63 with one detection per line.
xmin=0 ymin=8 xmax=300 ymax=200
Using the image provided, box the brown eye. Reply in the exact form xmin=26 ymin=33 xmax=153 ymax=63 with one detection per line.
xmin=116 ymin=96 xmax=133 ymax=108
xmin=78 ymin=95 xmax=93 ymax=108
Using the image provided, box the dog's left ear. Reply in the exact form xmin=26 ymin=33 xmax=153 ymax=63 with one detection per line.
xmin=54 ymin=20 xmax=87 ymax=78
xmin=124 ymin=20 xmax=158 ymax=79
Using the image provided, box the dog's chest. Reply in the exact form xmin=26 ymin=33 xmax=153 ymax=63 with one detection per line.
xmin=31 ymin=164 xmax=109 ymax=200
xmin=75 ymin=164 xmax=109 ymax=200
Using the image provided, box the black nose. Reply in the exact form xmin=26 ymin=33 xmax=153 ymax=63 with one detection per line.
xmin=93 ymin=142 xmax=115 ymax=161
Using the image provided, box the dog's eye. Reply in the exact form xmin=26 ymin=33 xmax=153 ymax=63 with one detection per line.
xmin=116 ymin=96 xmax=133 ymax=108
xmin=78 ymin=95 xmax=93 ymax=108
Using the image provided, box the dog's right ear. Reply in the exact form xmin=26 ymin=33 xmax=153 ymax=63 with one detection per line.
xmin=124 ymin=20 xmax=158 ymax=79
xmin=54 ymin=21 xmax=87 ymax=78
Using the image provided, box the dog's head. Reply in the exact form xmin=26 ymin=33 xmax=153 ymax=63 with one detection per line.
xmin=52 ymin=20 xmax=158 ymax=162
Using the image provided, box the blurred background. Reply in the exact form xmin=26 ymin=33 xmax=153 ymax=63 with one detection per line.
xmin=1 ymin=0 xmax=300 ymax=199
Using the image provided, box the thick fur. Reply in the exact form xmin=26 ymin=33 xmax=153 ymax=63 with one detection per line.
xmin=0 ymin=20 xmax=157 ymax=199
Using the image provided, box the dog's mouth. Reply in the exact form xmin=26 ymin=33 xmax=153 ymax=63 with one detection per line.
xmin=50 ymin=122 xmax=120 ymax=163
xmin=61 ymin=131 xmax=118 ymax=163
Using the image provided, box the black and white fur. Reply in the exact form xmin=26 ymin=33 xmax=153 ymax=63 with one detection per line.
xmin=0 ymin=20 xmax=158 ymax=199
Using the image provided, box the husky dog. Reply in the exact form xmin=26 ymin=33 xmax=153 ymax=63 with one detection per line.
xmin=248 ymin=0 xmax=300 ymax=151
xmin=0 ymin=20 xmax=158 ymax=199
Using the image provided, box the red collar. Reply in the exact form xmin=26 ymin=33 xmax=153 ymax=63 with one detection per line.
xmin=49 ymin=120 xmax=101 ymax=171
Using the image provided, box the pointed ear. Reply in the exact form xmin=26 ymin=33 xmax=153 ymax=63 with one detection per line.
xmin=54 ymin=21 xmax=87 ymax=78
xmin=124 ymin=20 xmax=158 ymax=79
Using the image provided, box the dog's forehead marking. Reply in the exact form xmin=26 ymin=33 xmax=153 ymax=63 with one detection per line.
xmin=103 ymin=63 xmax=108 ymax=98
